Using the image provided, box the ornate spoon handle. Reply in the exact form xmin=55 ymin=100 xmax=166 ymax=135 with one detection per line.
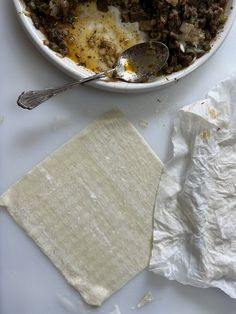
xmin=17 ymin=71 xmax=112 ymax=110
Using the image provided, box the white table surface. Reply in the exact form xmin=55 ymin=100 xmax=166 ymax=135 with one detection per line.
xmin=1 ymin=1 xmax=236 ymax=314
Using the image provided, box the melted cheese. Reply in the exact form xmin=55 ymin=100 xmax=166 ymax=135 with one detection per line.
xmin=66 ymin=2 xmax=144 ymax=73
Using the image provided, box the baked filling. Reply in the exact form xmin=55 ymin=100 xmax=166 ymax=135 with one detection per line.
xmin=24 ymin=0 xmax=229 ymax=74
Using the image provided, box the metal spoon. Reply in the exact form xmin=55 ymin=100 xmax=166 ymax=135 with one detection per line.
xmin=17 ymin=41 xmax=169 ymax=110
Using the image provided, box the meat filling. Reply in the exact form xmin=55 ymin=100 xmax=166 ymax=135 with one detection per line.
xmin=24 ymin=0 xmax=229 ymax=74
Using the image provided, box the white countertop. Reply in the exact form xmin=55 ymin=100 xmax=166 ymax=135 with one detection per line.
xmin=1 ymin=1 xmax=236 ymax=314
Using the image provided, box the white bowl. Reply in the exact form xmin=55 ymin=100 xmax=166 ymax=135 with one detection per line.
xmin=14 ymin=0 xmax=236 ymax=93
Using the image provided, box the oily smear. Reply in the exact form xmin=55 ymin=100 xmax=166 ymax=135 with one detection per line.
xmin=65 ymin=2 xmax=144 ymax=73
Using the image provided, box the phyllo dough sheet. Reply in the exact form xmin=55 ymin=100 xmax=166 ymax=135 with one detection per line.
xmin=0 ymin=110 xmax=163 ymax=306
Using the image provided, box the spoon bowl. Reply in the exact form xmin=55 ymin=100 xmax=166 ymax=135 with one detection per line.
xmin=115 ymin=41 xmax=169 ymax=83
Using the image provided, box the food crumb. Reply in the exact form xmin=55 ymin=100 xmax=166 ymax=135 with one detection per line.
xmin=200 ymin=130 xmax=210 ymax=140
xmin=51 ymin=115 xmax=69 ymax=131
xmin=19 ymin=10 xmax=30 ymax=16
xmin=0 ymin=115 xmax=4 ymax=124
xmin=208 ymin=106 xmax=219 ymax=119
xmin=110 ymin=305 xmax=121 ymax=314
xmin=43 ymin=39 xmax=50 ymax=46
xmin=138 ymin=120 xmax=149 ymax=128
xmin=132 ymin=291 xmax=154 ymax=309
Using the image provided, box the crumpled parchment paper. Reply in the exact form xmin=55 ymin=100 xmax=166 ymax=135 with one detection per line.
xmin=149 ymin=75 xmax=236 ymax=298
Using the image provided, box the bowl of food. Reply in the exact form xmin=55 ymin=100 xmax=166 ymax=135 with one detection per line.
xmin=14 ymin=0 xmax=236 ymax=93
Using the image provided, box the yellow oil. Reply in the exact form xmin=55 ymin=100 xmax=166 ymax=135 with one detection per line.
xmin=65 ymin=2 xmax=144 ymax=73
xmin=124 ymin=59 xmax=137 ymax=74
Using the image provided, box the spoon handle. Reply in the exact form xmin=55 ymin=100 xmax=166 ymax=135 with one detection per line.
xmin=17 ymin=70 xmax=112 ymax=110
